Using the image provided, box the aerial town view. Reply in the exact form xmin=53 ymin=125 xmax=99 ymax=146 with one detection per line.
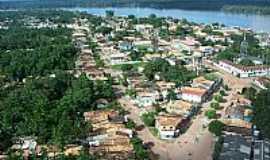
xmin=0 ymin=0 xmax=270 ymax=160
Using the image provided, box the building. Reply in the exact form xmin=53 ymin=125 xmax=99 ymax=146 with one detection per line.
xmin=219 ymin=134 xmax=251 ymax=160
xmin=155 ymin=114 xmax=183 ymax=140
xmin=83 ymin=110 xmax=133 ymax=159
xmin=222 ymin=119 xmax=252 ymax=136
xmin=156 ymin=81 xmax=176 ymax=99
xmin=181 ymin=87 xmax=208 ymax=103
xmin=165 ymin=100 xmax=195 ymax=118
xmin=84 ymin=67 xmax=108 ymax=81
xmin=192 ymin=76 xmax=221 ymax=94
xmin=217 ymin=60 xmax=270 ymax=78
xmin=118 ymin=41 xmax=133 ymax=51
xmin=109 ymin=53 xmax=129 ymax=65
xmin=253 ymin=139 xmax=270 ymax=160
xmin=225 ymin=105 xmax=252 ymax=122
xmin=253 ymin=77 xmax=270 ymax=90
xmin=135 ymin=90 xmax=160 ymax=107
xmin=11 ymin=137 xmax=40 ymax=158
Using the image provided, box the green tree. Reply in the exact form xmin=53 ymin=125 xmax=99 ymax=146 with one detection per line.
xmin=239 ymin=58 xmax=255 ymax=66
xmin=205 ymin=110 xmax=217 ymax=119
xmin=166 ymin=89 xmax=177 ymax=101
xmin=253 ymin=89 xmax=270 ymax=138
xmin=141 ymin=112 xmax=156 ymax=127
xmin=208 ymin=120 xmax=224 ymax=136
xmin=210 ymin=102 xmax=220 ymax=110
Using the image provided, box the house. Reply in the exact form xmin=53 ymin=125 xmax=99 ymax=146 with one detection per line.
xmin=181 ymin=87 xmax=208 ymax=103
xmin=231 ymin=94 xmax=252 ymax=107
xmin=84 ymin=110 xmax=122 ymax=124
xmin=199 ymin=46 xmax=214 ymax=56
xmin=89 ymin=134 xmax=134 ymax=160
xmin=225 ymin=104 xmax=252 ymax=122
xmin=84 ymin=110 xmax=134 ymax=159
xmin=217 ymin=60 xmax=270 ymax=78
xmin=155 ymin=114 xmax=183 ymax=140
xmin=109 ymin=53 xmax=129 ymax=65
xmin=84 ymin=67 xmax=108 ymax=81
xmin=133 ymin=40 xmax=153 ymax=50
xmin=156 ymin=81 xmax=176 ymax=99
xmin=11 ymin=137 xmax=40 ymax=158
xmin=165 ymin=100 xmax=195 ymax=118
xmin=219 ymin=134 xmax=252 ymax=160
xmin=192 ymin=76 xmax=222 ymax=96
xmin=135 ymin=89 xmax=160 ymax=107
xmin=64 ymin=145 xmax=82 ymax=156
xmin=118 ymin=41 xmax=133 ymax=51
xmin=135 ymin=24 xmax=153 ymax=35
xmin=253 ymin=77 xmax=270 ymax=90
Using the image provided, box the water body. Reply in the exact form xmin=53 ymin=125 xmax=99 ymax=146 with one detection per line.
xmin=65 ymin=7 xmax=270 ymax=33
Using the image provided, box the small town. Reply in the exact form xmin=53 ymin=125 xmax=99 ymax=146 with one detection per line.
xmin=0 ymin=8 xmax=270 ymax=160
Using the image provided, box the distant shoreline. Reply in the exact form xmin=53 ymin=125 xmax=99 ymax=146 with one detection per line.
xmin=1 ymin=0 xmax=270 ymax=15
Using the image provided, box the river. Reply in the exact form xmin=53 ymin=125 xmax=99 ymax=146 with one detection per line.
xmin=65 ymin=7 xmax=270 ymax=33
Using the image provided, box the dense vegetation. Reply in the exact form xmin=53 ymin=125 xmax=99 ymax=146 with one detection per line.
xmin=223 ymin=5 xmax=270 ymax=15
xmin=0 ymin=71 xmax=115 ymax=150
xmin=0 ymin=27 xmax=77 ymax=81
xmin=0 ymin=11 xmax=116 ymax=154
xmin=253 ymin=88 xmax=270 ymax=139
xmin=143 ymin=58 xmax=196 ymax=85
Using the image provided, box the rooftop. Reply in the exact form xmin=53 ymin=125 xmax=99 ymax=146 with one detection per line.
xmin=156 ymin=114 xmax=183 ymax=127
xmin=220 ymin=60 xmax=270 ymax=72
xmin=181 ymin=87 xmax=207 ymax=96
xmin=220 ymin=134 xmax=251 ymax=160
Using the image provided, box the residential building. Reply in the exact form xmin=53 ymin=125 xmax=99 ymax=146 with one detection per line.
xmin=83 ymin=110 xmax=133 ymax=159
xmin=165 ymin=100 xmax=195 ymax=118
xmin=118 ymin=41 xmax=133 ymax=51
xmin=155 ymin=114 xmax=183 ymax=140
xmin=181 ymin=87 xmax=208 ymax=103
xmin=135 ymin=89 xmax=160 ymax=107
xmin=109 ymin=53 xmax=129 ymax=65
xmin=156 ymin=81 xmax=176 ymax=99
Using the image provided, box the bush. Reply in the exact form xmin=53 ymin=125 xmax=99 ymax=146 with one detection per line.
xmin=214 ymin=94 xmax=225 ymax=103
xmin=224 ymin=84 xmax=230 ymax=91
xmin=141 ymin=112 xmax=156 ymax=127
xmin=210 ymin=102 xmax=220 ymax=110
xmin=125 ymin=119 xmax=136 ymax=129
xmin=208 ymin=120 xmax=225 ymax=136
xmin=131 ymin=137 xmax=149 ymax=159
xmin=205 ymin=110 xmax=217 ymax=119
xmin=220 ymin=90 xmax=226 ymax=96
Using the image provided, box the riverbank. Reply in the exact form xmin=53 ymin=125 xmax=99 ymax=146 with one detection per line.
xmin=64 ymin=7 xmax=270 ymax=33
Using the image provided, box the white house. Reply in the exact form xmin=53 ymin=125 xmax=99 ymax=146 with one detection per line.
xmin=181 ymin=87 xmax=208 ymax=103
xmin=135 ymin=90 xmax=160 ymax=107
xmin=217 ymin=60 xmax=270 ymax=78
xmin=155 ymin=114 xmax=183 ymax=140
xmin=109 ymin=53 xmax=129 ymax=65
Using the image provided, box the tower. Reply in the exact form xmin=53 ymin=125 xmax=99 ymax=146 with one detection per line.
xmin=240 ymin=33 xmax=248 ymax=57
xmin=151 ymin=29 xmax=159 ymax=53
